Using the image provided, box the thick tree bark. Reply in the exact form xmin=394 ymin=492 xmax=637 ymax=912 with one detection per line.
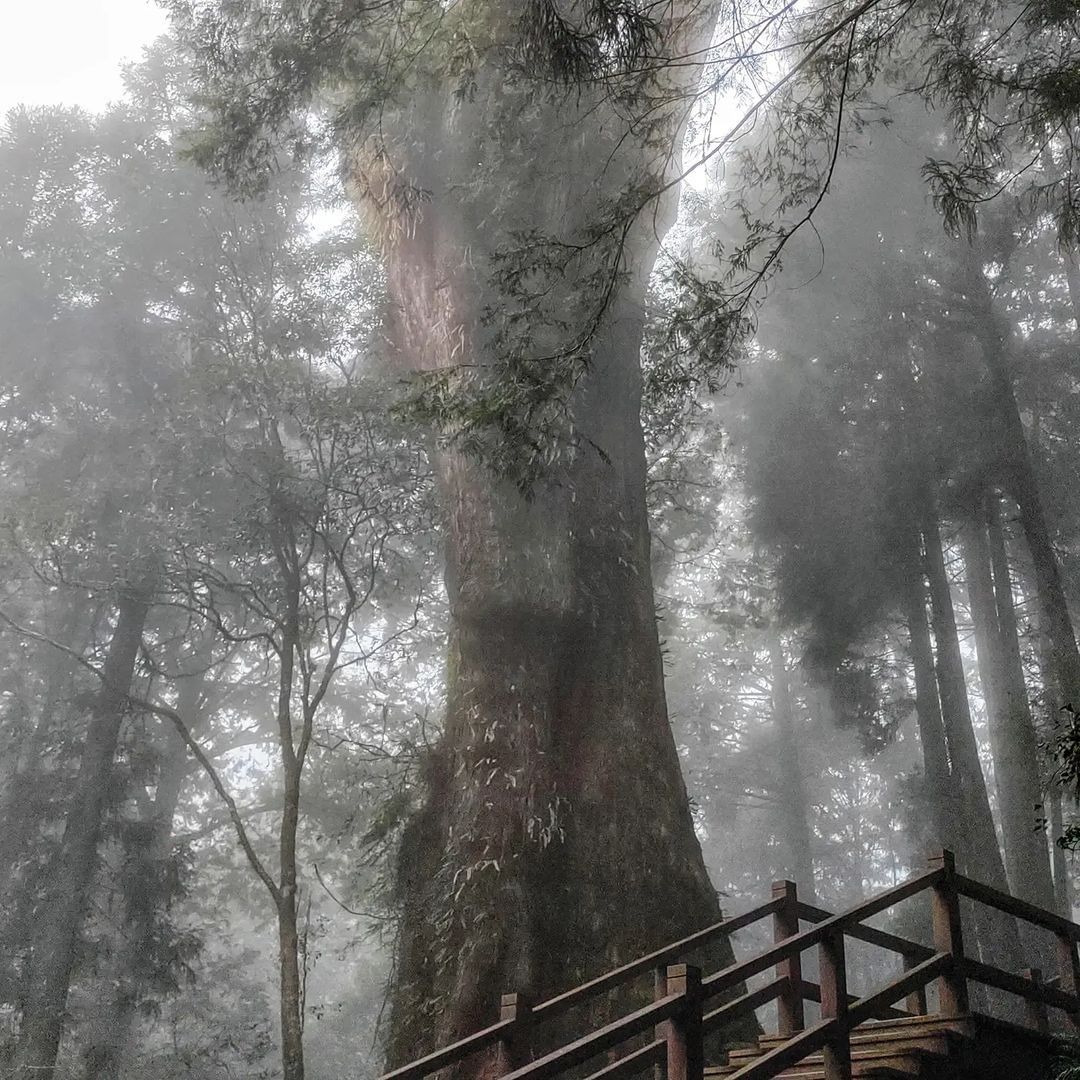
xmin=961 ymin=507 xmax=1055 ymax=912
xmin=369 ymin=6 xmax=755 ymax=1069
xmin=922 ymin=513 xmax=1023 ymax=975
xmin=768 ymin=632 xmax=816 ymax=900
xmin=16 ymin=585 xmax=151 ymax=1079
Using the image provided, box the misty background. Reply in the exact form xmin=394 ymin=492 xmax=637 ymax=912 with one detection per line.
xmin=2 ymin=2 xmax=1080 ymax=1079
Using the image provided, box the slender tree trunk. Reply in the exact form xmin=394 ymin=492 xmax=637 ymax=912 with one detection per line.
xmin=81 ymin=663 xmax=206 ymax=1080
xmin=962 ymin=506 xmax=1055 ymax=912
xmin=278 ymin=885 xmax=305 ymax=1080
xmin=964 ymin=249 xmax=1080 ymax=717
xmin=899 ymin=537 xmax=955 ymax=854
xmin=1049 ymin=791 xmax=1073 ymax=916
xmin=16 ymin=585 xmax=152 ymax=1079
xmin=1062 ymin=249 xmax=1080 ymax=331
xmin=0 ymin=598 xmax=92 ymax=880
xmin=922 ymin=513 xmax=1023 ymax=975
xmin=275 ymin=563 xmax=305 ymax=1080
xmin=768 ymin=631 xmax=816 ymax=900
xmin=1027 ymin=553 xmax=1075 ymax=918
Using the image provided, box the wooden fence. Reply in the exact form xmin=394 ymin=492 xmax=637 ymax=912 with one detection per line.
xmin=380 ymin=850 xmax=1080 ymax=1080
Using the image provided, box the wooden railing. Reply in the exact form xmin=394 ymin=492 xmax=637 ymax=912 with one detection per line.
xmin=380 ymin=850 xmax=1080 ymax=1080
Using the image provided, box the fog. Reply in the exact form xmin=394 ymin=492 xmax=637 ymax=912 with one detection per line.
xmin=2 ymin=3 xmax=1080 ymax=1079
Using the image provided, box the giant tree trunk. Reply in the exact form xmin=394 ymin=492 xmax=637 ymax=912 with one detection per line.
xmin=16 ymin=585 xmax=151 ymax=1079
xmin=961 ymin=505 xmax=1055 ymax=912
xmin=367 ymin=6 xmax=753 ymax=1069
xmin=922 ymin=513 xmax=1023 ymax=975
xmin=768 ymin=631 xmax=816 ymax=901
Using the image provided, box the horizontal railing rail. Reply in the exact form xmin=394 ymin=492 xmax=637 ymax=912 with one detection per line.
xmin=380 ymin=849 xmax=1080 ymax=1080
xmin=955 ymin=874 xmax=1080 ymax=941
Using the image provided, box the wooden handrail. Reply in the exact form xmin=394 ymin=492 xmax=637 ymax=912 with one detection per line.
xmin=955 ymin=874 xmax=1080 ymax=941
xmin=702 ymin=977 xmax=788 ymax=1032
xmin=798 ymin=980 xmax=908 ymax=1022
xmin=380 ymin=851 xmax=1080 ymax=1080
xmin=579 ymin=1039 xmax=665 ymax=1080
xmin=702 ymin=868 xmax=943 ymax=1002
xmin=847 ymin=953 xmax=951 ymax=1026
xmin=963 ymin=957 xmax=1080 ymax=1013
xmin=498 ymin=994 xmax=682 ymax=1080
xmin=726 ymin=1019 xmax=838 ymax=1080
xmin=532 ymin=897 xmax=783 ymax=1022
xmin=797 ymin=901 xmax=935 ymax=960
xmin=380 ymin=1017 xmax=517 ymax=1080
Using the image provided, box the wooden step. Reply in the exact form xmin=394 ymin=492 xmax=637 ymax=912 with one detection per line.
xmin=756 ymin=1014 xmax=974 ymax=1048
xmin=708 ymin=1029 xmax=957 ymax=1079
xmin=731 ymin=1033 xmax=952 ymax=1062
xmin=710 ymin=1049 xmax=932 ymax=1079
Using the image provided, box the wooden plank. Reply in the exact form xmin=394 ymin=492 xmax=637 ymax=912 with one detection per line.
xmin=499 ymin=994 xmax=683 ymax=1080
xmin=847 ymin=954 xmax=950 ymax=1027
xmin=379 ymin=1017 xmax=515 ymax=1080
xmin=954 ymin=874 xmax=1080 ymax=940
xmin=533 ymin=898 xmax=784 ymax=1022
xmin=797 ymin=902 xmax=935 ymax=961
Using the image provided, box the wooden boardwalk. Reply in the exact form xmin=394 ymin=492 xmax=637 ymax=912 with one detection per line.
xmin=382 ymin=850 xmax=1077 ymax=1080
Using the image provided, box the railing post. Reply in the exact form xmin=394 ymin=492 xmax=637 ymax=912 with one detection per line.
xmin=818 ymin=928 xmax=851 ymax=1080
xmin=903 ymin=955 xmax=928 ymax=1016
xmin=496 ymin=992 xmax=532 ymax=1074
xmin=654 ymin=966 xmax=668 ymax=1080
xmin=929 ymin=850 xmax=968 ymax=1017
xmin=1023 ymin=968 xmax=1050 ymax=1034
xmin=772 ymin=880 xmax=805 ymax=1036
xmin=664 ymin=964 xmax=703 ymax=1080
xmin=1055 ymin=929 xmax=1080 ymax=1031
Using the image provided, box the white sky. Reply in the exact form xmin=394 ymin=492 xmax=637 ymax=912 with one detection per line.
xmin=0 ymin=0 xmax=169 ymax=115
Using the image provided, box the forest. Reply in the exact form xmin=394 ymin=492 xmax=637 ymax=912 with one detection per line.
xmin=4 ymin=1 xmax=1080 ymax=1078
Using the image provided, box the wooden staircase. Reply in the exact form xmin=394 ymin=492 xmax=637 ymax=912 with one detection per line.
xmin=706 ymin=1012 xmax=1059 ymax=1079
xmin=381 ymin=851 xmax=1078 ymax=1080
